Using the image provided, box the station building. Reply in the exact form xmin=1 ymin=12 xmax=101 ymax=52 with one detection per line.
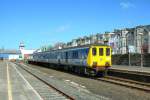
xmin=0 ymin=43 xmax=36 ymax=61
xmin=0 ymin=50 xmax=21 ymax=60
xmin=19 ymin=42 xmax=35 ymax=59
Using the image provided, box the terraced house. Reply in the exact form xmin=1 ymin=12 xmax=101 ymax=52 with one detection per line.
xmin=63 ymin=25 xmax=150 ymax=55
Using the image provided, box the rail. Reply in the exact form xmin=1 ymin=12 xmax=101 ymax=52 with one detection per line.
xmin=16 ymin=63 xmax=75 ymax=100
xmin=97 ymin=76 xmax=150 ymax=92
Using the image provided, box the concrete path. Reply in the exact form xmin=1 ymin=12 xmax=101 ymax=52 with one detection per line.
xmin=0 ymin=61 xmax=42 ymax=100
xmin=112 ymin=65 xmax=150 ymax=73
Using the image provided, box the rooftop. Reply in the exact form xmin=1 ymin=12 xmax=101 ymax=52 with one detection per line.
xmin=0 ymin=49 xmax=21 ymax=54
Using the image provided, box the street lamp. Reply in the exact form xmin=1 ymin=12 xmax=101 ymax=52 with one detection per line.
xmin=138 ymin=32 xmax=143 ymax=68
xmin=126 ymin=33 xmax=131 ymax=66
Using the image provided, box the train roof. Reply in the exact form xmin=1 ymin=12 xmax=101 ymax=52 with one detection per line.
xmin=34 ymin=44 xmax=110 ymax=54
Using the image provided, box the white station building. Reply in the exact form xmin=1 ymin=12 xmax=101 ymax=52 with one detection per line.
xmin=19 ymin=43 xmax=35 ymax=59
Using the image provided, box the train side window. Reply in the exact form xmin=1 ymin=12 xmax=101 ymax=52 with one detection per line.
xmin=73 ymin=50 xmax=78 ymax=59
xmin=78 ymin=49 xmax=82 ymax=59
xmin=99 ymin=48 xmax=103 ymax=56
xmin=106 ymin=48 xmax=110 ymax=56
xmin=84 ymin=48 xmax=89 ymax=58
xmin=85 ymin=48 xmax=89 ymax=55
xmin=92 ymin=48 xmax=96 ymax=56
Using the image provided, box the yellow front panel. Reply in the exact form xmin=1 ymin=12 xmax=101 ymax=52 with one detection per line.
xmin=87 ymin=47 xmax=92 ymax=67
xmin=87 ymin=46 xmax=112 ymax=69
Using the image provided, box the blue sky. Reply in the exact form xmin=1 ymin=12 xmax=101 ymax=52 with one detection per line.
xmin=0 ymin=0 xmax=150 ymax=49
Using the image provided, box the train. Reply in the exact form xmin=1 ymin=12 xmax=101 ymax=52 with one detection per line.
xmin=27 ymin=44 xmax=112 ymax=76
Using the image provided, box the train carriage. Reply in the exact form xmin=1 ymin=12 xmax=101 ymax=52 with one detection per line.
xmin=28 ymin=44 xmax=112 ymax=76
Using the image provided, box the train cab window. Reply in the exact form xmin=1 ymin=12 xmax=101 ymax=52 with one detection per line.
xmin=84 ymin=48 xmax=89 ymax=58
xmin=85 ymin=48 xmax=89 ymax=55
xmin=92 ymin=48 xmax=97 ymax=56
xmin=99 ymin=48 xmax=103 ymax=56
xmin=106 ymin=48 xmax=110 ymax=56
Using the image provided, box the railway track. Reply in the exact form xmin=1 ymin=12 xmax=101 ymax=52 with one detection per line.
xmin=16 ymin=63 xmax=74 ymax=100
xmin=16 ymin=62 xmax=150 ymax=98
xmin=108 ymin=69 xmax=150 ymax=83
xmin=19 ymin=62 xmax=150 ymax=93
xmin=97 ymin=76 xmax=150 ymax=92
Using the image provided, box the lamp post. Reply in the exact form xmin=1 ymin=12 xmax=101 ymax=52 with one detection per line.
xmin=126 ymin=33 xmax=131 ymax=66
xmin=138 ymin=33 xmax=143 ymax=68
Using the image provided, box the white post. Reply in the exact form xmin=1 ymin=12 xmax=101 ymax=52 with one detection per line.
xmin=141 ymin=34 xmax=143 ymax=68
xmin=138 ymin=33 xmax=143 ymax=68
xmin=149 ymin=32 xmax=150 ymax=53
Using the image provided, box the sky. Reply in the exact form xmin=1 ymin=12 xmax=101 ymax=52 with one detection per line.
xmin=0 ymin=0 xmax=150 ymax=49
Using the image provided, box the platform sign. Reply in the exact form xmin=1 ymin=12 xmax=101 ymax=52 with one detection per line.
xmin=128 ymin=45 xmax=136 ymax=53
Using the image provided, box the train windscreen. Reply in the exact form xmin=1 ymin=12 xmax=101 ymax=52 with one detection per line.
xmin=99 ymin=48 xmax=103 ymax=56
xmin=92 ymin=48 xmax=97 ymax=56
xmin=106 ymin=48 xmax=110 ymax=56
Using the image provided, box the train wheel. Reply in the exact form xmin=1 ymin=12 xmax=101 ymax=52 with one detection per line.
xmin=84 ymin=67 xmax=89 ymax=76
xmin=90 ymin=70 xmax=97 ymax=76
xmin=84 ymin=67 xmax=97 ymax=76
xmin=101 ymin=69 xmax=108 ymax=77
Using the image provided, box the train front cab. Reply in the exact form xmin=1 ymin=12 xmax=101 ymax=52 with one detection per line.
xmin=86 ymin=45 xmax=111 ymax=75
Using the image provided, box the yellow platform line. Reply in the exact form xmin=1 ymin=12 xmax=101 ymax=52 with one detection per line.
xmin=7 ymin=62 xmax=13 ymax=100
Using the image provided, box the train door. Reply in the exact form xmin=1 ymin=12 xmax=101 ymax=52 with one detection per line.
xmin=99 ymin=47 xmax=104 ymax=66
xmin=57 ymin=52 xmax=61 ymax=64
xmin=65 ymin=52 xmax=68 ymax=63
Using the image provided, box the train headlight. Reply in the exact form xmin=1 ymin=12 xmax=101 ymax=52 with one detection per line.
xmin=93 ymin=62 xmax=97 ymax=67
xmin=105 ymin=62 xmax=110 ymax=67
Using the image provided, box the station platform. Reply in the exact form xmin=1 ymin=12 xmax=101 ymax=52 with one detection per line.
xmin=111 ymin=65 xmax=150 ymax=74
xmin=0 ymin=61 xmax=42 ymax=100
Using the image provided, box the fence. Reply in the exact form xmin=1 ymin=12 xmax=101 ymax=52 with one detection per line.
xmin=112 ymin=54 xmax=150 ymax=67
